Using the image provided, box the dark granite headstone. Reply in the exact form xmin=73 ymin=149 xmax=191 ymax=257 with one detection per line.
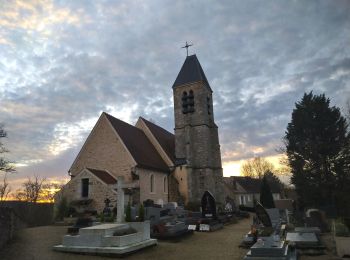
xmin=255 ymin=202 xmax=272 ymax=228
xmin=201 ymin=191 xmax=217 ymax=219
xmin=103 ymin=198 xmax=111 ymax=216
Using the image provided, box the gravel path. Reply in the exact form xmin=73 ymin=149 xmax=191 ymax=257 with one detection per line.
xmin=0 ymin=218 xmax=251 ymax=260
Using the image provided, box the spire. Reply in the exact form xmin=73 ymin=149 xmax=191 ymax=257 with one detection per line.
xmin=172 ymin=54 xmax=212 ymax=90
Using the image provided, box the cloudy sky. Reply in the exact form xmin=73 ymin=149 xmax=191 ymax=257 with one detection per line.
xmin=1 ymin=0 xmax=350 ymax=187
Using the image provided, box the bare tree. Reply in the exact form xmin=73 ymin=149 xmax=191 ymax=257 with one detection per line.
xmin=41 ymin=183 xmax=64 ymax=203
xmin=0 ymin=125 xmax=15 ymax=173
xmin=14 ymin=189 xmax=26 ymax=201
xmin=240 ymin=157 xmax=275 ymax=179
xmin=20 ymin=176 xmax=46 ymax=203
xmin=13 ymin=177 xmax=64 ymax=203
xmin=0 ymin=173 xmax=11 ymax=201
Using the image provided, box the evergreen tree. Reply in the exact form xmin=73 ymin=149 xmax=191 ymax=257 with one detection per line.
xmin=125 ymin=202 xmax=131 ymax=222
xmin=260 ymin=175 xmax=275 ymax=209
xmin=284 ymin=92 xmax=348 ymax=212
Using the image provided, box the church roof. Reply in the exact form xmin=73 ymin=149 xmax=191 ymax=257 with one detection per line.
xmin=172 ymin=54 xmax=212 ymax=91
xmin=139 ymin=117 xmax=175 ymax=163
xmin=87 ymin=168 xmax=117 ymax=184
xmin=104 ymin=113 xmax=170 ymax=173
xmin=224 ymin=176 xmax=281 ymax=194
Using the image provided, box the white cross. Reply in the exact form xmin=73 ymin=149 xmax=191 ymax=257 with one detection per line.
xmin=114 ymin=177 xmax=139 ymax=223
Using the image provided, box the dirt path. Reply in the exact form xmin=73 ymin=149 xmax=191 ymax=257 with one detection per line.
xmin=0 ymin=218 xmax=251 ymax=260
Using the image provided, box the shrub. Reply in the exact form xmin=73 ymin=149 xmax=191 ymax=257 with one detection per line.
xmin=55 ymin=197 xmax=69 ymax=221
xmin=125 ymin=202 xmax=131 ymax=222
xmin=335 ymin=221 xmax=350 ymax=237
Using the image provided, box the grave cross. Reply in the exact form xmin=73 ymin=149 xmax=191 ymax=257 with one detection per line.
xmin=116 ymin=177 xmax=125 ymax=222
xmin=114 ymin=176 xmax=138 ymax=223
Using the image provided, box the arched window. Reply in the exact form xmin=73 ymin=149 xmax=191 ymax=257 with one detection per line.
xmin=150 ymin=174 xmax=155 ymax=193
xmin=163 ymin=176 xmax=167 ymax=193
xmin=188 ymin=90 xmax=194 ymax=113
xmin=182 ymin=90 xmax=195 ymax=114
xmin=182 ymin=91 xmax=188 ymax=114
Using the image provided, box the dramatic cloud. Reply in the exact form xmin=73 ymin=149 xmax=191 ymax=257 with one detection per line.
xmin=1 ymin=0 xmax=349 ymax=186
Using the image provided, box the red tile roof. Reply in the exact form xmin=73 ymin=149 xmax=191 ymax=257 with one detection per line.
xmin=87 ymin=168 xmax=117 ymax=184
xmin=104 ymin=113 xmax=169 ymax=173
xmin=140 ymin=117 xmax=175 ymax=163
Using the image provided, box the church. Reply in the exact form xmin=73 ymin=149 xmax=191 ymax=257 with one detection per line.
xmin=56 ymin=54 xmax=224 ymax=213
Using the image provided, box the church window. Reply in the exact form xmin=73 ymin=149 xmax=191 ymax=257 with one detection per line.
xmin=188 ymin=90 xmax=195 ymax=113
xmin=150 ymin=174 xmax=155 ymax=193
xmin=207 ymin=96 xmax=211 ymax=115
xmin=81 ymin=178 xmax=89 ymax=198
xmin=182 ymin=91 xmax=188 ymax=114
xmin=182 ymin=90 xmax=195 ymax=114
xmin=163 ymin=176 xmax=167 ymax=193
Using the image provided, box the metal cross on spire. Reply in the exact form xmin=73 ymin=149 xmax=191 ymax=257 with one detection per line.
xmin=181 ymin=41 xmax=193 ymax=56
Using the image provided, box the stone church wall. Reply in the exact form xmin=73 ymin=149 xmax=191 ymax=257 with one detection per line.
xmin=138 ymin=168 xmax=168 ymax=205
xmin=69 ymin=115 xmax=136 ymax=182
xmin=172 ymin=166 xmax=189 ymax=203
xmin=56 ymin=170 xmax=118 ymax=214
xmin=188 ymin=167 xmax=224 ymax=205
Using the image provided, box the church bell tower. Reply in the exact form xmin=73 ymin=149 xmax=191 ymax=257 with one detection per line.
xmin=172 ymin=54 xmax=224 ymax=204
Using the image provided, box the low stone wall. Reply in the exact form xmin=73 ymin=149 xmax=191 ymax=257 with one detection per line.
xmin=0 ymin=201 xmax=54 ymax=227
xmin=0 ymin=207 xmax=23 ymax=250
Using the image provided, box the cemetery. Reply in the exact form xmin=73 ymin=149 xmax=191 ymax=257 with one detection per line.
xmin=1 ymin=185 xmax=349 ymax=260
xmin=51 ymin=179 xmax=349 ymax=260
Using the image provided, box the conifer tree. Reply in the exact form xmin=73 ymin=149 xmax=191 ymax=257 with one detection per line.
xmin=260 ymin=175 xmax=275 ymax=209
xmin=285 ymin=92 xmax=348 ymax=212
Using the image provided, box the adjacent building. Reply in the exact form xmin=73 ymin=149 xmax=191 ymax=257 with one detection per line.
xmin=224 ymin=176 xmax=283 ymax=208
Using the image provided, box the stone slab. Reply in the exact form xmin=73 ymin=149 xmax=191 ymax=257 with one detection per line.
xmin=294 ymin=227 xmax=321 ymax=234
xmin=250 ymin=240 xmax=287 ymax=257
xmin=286 ymin=232 xmax=319 ymax=247
xmin=53 ymin=239 xmax=157 ymax=256
xmin=79 ymin=223 xmax=128 ymax=236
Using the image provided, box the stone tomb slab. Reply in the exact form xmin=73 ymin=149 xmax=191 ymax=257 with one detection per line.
xmin=294 ymin=227 xmax=321 ymax=235
xmin=286 ymin=232 xmax=319 ymax=247
xmin=53 ymin=221 xmax=157 ymax=256
xmin=244 ymin=238 xmax=296 ymax=260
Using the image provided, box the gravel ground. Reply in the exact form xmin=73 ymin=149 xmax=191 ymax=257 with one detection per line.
xmin=0 ymin=217 xmax=341 ymax=260
xmin=1 ymin=218 xmax=250 ymax=260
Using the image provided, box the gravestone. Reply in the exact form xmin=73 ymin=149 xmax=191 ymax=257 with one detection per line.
xmin=255 ymin=203 xmax=272 ymax=228
xmin=130 ymin=206 xmax=136 ymax=221
xmin=201 ymin=191 xmax=217 ymax=219
xmin=198 ymin=191 xmax=223 ymax=232
xmin=103 ymin=198 xmax=112 ymax=217
xmin=243 ymin=203 xmax=297 ymax=259
xmin=266 ymin=208 xmax=281 ymax=229
xmin=306 ymin=209 xmax=329 ymax=232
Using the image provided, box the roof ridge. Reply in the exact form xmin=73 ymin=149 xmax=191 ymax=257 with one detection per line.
xmin=139 ymin=117 xmax=174 ymax=136
xmin=104 ymin=112 xmax=144 ymax=134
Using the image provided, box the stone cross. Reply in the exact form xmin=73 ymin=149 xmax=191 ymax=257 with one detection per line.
xmin=116 ymin=176 xmax=125 ymax=223
xmin=181 ymin=41 xmax=193 ymax=56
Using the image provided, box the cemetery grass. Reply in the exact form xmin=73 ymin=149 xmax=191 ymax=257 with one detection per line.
xmin=0 ymin=217 xmax=251 ymax=260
